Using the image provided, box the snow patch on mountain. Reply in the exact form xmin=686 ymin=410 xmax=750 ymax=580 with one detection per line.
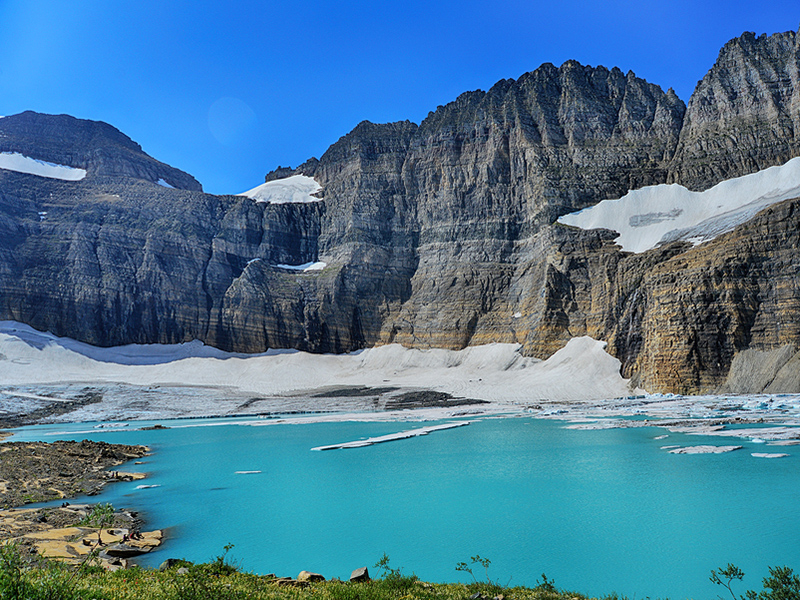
xmin=239 ymin=174 xmax=322 ymax=204
xmin=273 ymin=261 xmax=326 ymax=272
xmin=0 ymin=152 xmax=87 ymax=181
xmin=558 ymin=157 xmax=800 ymax=253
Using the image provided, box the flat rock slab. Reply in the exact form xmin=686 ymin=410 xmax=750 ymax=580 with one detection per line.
xmin=36 ymin=540 xmax=82 ymax=559
xmin=23 ymin=527 xmax=86 ymax=540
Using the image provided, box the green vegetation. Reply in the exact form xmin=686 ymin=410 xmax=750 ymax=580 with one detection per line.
xmin=1 ymin=544 xmax=798 ymax=600
xmin=0 ymin=545 xmax=574 ymax=600
xmin=0 ymin=542 xmax=95 ymax=600
xmin=455 ymin=554 xmax=515 ymax=597
xmin=78 ymin=503 xmax=116 ymax=546
xmin=711 ymin=564 xmax=800 ymax=600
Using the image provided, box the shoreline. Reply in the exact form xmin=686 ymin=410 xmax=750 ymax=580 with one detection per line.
xmin=0 ymin=439 xmax=165 ymax=570
xmin=4 ymin=387 xmax=800 ymax=445
xmin=2 ymin=391 xmax=797 ymax=578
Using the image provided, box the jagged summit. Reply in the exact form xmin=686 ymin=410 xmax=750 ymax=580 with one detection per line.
xmin=0 ymin=111 xmax=202 ymax=191
xmin=668 ymin=27 xmax=800 ymax=189
xmin=0 ymin=28 xmax=799 ymax=395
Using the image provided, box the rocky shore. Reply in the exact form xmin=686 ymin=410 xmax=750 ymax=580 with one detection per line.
xmin=0 ymin=438 xmax=164 ymax=570
xmin=0 ymin=503 xmax=163 ymax=570
xmin=0 ymin=439 xmax=149 ymax=508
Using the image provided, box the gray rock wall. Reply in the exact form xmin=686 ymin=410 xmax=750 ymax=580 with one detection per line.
xmin=668 ymin=29 xmax=800 ymax=189
xmin=2 ymin=27 xmax=800 ymax=394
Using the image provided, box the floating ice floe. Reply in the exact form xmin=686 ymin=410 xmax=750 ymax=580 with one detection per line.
xmin=558 ymin=157 xmax=800 ymax=253
xmin=135 ymin=484 xmax=161 ymax=489
xmin=565 ymin=420 xmax=626 ymax=430
xmin=690 ymin=426 xmax=800 ymax=442
xmin=751 ymin=453 xmax=790 ymax=459
xmin=311 ymin=421 xmax=470 ymax=450
xmin=239 ymin=175 xmax=322 ymax=204
xmin=668 ymin=425 xmax=726 ymax=434
xmin=668 ymin=445 xmax=742 ymax=454
xmin=0 ymin=152 xmax=87 ymax=181
xmin=234 ymin=470 xmax=262 ymax=474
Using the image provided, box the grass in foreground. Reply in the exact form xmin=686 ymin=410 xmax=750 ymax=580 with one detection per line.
xmin=2 ymin=544 xmax=798 ymax=600
xmin=0 ymin=544 xmax=582 ymax=600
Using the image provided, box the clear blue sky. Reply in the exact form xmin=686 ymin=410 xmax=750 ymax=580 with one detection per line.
xmin=0 ymin=1 xmax=797 ymax=194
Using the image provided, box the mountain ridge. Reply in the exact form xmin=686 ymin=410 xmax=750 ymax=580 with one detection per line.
xmin=1 ymin=27 xmax=799 ymax=395
xmin=0 ymin=110 xmax=202 ymax=191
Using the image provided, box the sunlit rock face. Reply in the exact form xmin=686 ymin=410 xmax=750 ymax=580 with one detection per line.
xmin=0 ymin=111 xmax=203 ymax=191
xmin=309 ymin=62 xmax=686 ymax=354
xmin=668 ymin=29 xmax=800 ymax=190
xmin=1 ymin=27 xmax=800 ymax=394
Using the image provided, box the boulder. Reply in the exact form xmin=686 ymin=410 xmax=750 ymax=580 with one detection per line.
xmin=297 ymin=570 xmax=325 ymax=582
xmin=350 ymin=566 xmax=370 ymax=582
xmin=159 ymin=558 xmax=185 ymax=571
xmin=101 ymin=543 xmax=147 ymax=558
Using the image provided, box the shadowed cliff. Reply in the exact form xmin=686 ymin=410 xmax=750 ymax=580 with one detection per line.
xmin=1 ymin=27 xmax=799 ymax=394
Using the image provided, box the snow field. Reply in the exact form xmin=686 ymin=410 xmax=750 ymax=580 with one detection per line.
xmin=558 ymin=157 xmax=800 ymax=253
xmin=239 ymin=174 xmax=322 ymax=204
xmin=0 ymin=152 xmax=86 ymax=181
xmin=0 ymin=322 xmax=636 ymax=406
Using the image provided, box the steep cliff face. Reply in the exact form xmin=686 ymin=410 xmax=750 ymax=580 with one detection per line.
xmin=0 ymin=172 xmax=321 ymax=348
xmin=628 ymin=197 xmax=800 ymax=392
xmin=381 ymin=62 xmax=685 ymax=351
xmin=1 ymin=27 xmax=800 ymax=395
xmin=537 ymin=195 xmax=800 ymax=394
xmin=669 ymin=29 xmax=800 ymax=189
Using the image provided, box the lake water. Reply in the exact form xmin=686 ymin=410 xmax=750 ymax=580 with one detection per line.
xmin=10 ymin=416 xmax=799 ymax=600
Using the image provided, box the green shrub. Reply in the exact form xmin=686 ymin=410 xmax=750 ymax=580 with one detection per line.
xmin=745 ymin=566 xmax=800 ymax=600
xmin=0 ymin=542 xmax=27 ymax=599
xmin=712 ymin=563 xmax=800 ymax=600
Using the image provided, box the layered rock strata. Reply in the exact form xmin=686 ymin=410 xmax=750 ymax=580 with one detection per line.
xmin=1 ymin=28 xmax=799 ymax=394
xmin=0 ymin=111 xmax=202 ymax=190
xmin=669 ymin=28 xmax=800 ymax=189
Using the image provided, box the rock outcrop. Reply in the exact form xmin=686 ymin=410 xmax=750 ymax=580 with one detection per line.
xmin=0 ymin=111 xmax=202 ymax=191
xmin=1 ymin=27 xmax=799 ymax=395
xmin=668 ymin=28 xmax=800 ymax=189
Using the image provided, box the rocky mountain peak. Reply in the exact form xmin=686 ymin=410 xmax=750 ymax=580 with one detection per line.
xmin=1 ymin=28 xmax=800 ymax=395
xmin=317 ymin=120 xmax=419 ymax=167
xmin=0 ymin=111 xmax=202 ymax=191
xmin=668 ymin=27 xmax=800 ymax=190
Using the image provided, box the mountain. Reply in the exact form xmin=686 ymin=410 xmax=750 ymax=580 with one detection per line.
xmin=0 ymin=27 xmax=799 ymax=395
xmin=0 ymin=111 xmax=202 ymax=191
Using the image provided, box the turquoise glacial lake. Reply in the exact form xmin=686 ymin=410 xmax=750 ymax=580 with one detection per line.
xmin=10 ymin=416 xmax=799 ymax=599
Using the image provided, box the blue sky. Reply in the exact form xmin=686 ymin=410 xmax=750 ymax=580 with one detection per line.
xmin=0 ymin=1 xmax=797 ymax=194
